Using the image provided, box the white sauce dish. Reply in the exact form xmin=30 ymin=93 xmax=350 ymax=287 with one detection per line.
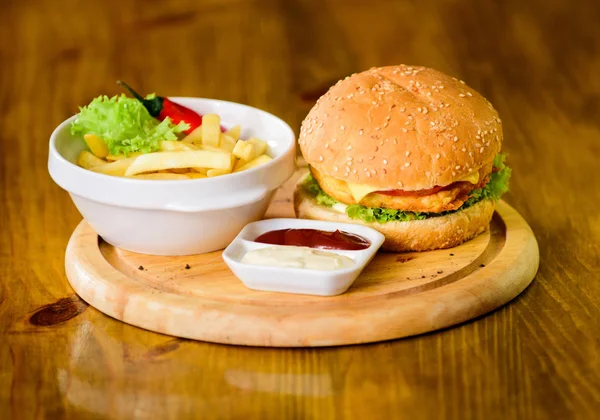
xmin=222 ymin=218 xmax=385 ymax=296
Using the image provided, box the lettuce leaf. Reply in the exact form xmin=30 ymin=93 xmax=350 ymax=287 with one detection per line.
xmin=70 ymin=94 xmax=189 ymax=156
xmin=302 ymin=153 xmax=511 ymax=224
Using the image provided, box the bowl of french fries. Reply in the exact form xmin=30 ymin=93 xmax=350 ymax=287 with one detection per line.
xmin=49 ymin=97 xmax=296 ymax=255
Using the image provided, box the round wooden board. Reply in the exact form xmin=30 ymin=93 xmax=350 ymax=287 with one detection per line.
xmin=64 ymin=169 xmax=539 ymax=347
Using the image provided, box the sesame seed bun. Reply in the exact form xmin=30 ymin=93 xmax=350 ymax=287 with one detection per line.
xmin=294 ymin=180 xmax=495 ymax=252
xmin=298 ymin=65 xmax=503 ymax=191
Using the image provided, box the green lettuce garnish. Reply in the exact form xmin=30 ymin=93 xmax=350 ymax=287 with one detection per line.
xmin=70 ymin=94 xmax=189 ymax=156
xmin=303 ymin=153 xmax=511 ymax=224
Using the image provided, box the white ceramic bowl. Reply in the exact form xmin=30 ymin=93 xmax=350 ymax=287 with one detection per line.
xmin=48 ymin=97 xmax=296 ymax=255
xmin=222 ymin=218 xmax=385 ymax=296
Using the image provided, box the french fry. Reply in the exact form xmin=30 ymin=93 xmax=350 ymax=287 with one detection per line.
xmin=219 ymin=134 xmax=237 ymax=153
xmin=169 ymin=168 xmax=190 ymax=174
xmin=182 ymin=126 xmax=203 ymax=144
xmin=207 ymin=168 xmax=232 ymax=177
xmin=186 ymin=172 xmax=207 ymax=179
xmin=124 ymin=150 xmax=234 ymax=176
xmin=233 ymin=158 xmax=248 ymax=171
xmin=90 ymin=157 xmax=137 ymax=177
xmin=225 ymin=124 xmax=241 ymax=140
xmin=198 ymin=144 xmax=226 ymax=153
xmin=201 ymin=114 xmax=221 ymax=147
xmin=106 ymin=152 xmax=143 ymax=161
xmin=84 ymin=134 xmax=109 ymax=158
xmin=232 ymin=140 xmax=255 ymax=161
xmin=77 ymin=151 xmax=107 ymax=169
xmin=160 ymin=140 xmax=198 ymax=152
xmin=234 ymin=154 xmax=272 ymax=172
xmin=192 ymin=167 xmax=209 ymax=174
xmin=247 ymin=138 xmax=268 ymax=156
xmin=132 ymin=173 xmax=191 ymax=180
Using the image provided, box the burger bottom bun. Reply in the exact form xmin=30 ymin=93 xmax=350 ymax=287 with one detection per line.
xmin=294 ymin=180 xmax=496 ymax=252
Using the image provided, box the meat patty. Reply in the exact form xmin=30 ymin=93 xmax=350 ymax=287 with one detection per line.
xmin=311 ymin=166 xmax=491 ymax=213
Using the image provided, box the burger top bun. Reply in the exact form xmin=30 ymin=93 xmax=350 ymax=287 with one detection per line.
xmin=298 ymin=65 xmax=503 ymax=191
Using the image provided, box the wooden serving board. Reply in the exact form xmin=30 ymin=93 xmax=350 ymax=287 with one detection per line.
xmin=64 ymin=169 xmax=539 ymax=347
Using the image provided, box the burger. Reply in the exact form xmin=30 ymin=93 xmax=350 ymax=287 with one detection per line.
xmin=294 ymin=65 xmax=511 ymax=252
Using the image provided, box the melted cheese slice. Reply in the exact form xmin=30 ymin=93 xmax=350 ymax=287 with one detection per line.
xmin=345 ymin=170 xmax=480 ymax=202
xmin=456 ymin=170 xmax=480 ymax=185
xmin=346 ymin=183 xmax=380 ymax=202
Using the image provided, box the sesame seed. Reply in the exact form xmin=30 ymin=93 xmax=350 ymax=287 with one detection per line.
xmin=333 ymin=166 xmax=338 ymax=172
xmin=382 ymin=168 xmax=387 ymax=174
xmin=347 ymin=145 xmax=352 ymax=150
xmin=466 ymin=92 xmax=472 ymax=97
xmin=402 ymin=128 xmax=408 ymax=133
xmin=423 ymin=107 xmax=428 ymax=114
xmin=369 ymin=156 xmax=375 ymax=160
xmin=319 ymin=155 xmax=323 ymax=161
xmin=453 ymin=136 xmax=458 ymax=142
xmin=353 ymin=169 xmax=357 ymax=174
xmin=475 ymin=135 xmax=481 ymax=140
xmin=452 ymin=171 xmax=456 ymax=176
xmin=341 ymin=125 xmax=345 ymax=130
xmin=459 ymin=94 xmax=466 ymax=98
xmin=439 ymin=85 xmax=445 ymax=89
xmin=383 ymin=159 xmax=388 ymax=164
xmin=469 ymin=152 xmax=473 ymax=157
xmin=372 ymin=169 xmax=377 ymax=175
xmin=372 ymin=101 xmax=377 ymax=105
xmin=405 ymin=151 xmax=410 ymax=157
xmin=325 ymin=143 xmax=329 ymax=149
xmin=400 ymin=107 xmax=406 ymax=112
xmin=480 ymin=147 xmax=485 ymax=153
xmin=375 ymin=127 xmax=381 ymax=131
xmin=375 ymin=146 xmax=379 ymax=152
xmin=366 ymin=172 xmax=371 ymax=178
xmin=455 ymin=165 xmax=461 ymax=170
xmin=417 ymin=107 xmax=422 ymax=112
xmin=404 ymin=162 xmax=411 ymax=167
xmin=426 ymin=92 xmax=432 ymax=97
xmin=359 ymin=129 xmax=364 ymax=135
xmin=430 ymin=121 xmax=435 ymax=126
xmin=435 ymin=153 xmax=440 ymax=159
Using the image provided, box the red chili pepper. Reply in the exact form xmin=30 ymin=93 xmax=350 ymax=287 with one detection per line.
xmin=117 ymin=81 xmax=203 ymax=134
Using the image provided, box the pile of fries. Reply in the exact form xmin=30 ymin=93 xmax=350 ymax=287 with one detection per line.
xmin=76 ymin=114 xmax=273 ymax=179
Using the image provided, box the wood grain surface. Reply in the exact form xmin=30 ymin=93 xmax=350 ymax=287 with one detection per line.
xmin=63 ymin=174 xmax=538 ymax=347
xmin=0 ymin=0 xmax=599 ymax=418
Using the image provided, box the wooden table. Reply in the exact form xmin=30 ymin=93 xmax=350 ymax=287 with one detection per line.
xmin=1 ymin=0 xmax=599 ymax=418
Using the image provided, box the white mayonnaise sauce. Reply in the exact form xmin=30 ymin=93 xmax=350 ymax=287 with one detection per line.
xmin=241 ymin=246 xmax=355 ymax=271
